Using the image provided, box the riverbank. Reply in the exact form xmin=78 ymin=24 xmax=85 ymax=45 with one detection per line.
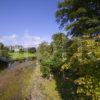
xmin=0 ymin=60 xmax=62 ymax=100
xmin=26 ymin=65 xmax=61 ymax=100
xmin=0 ymin=60 xmax=36 ymax=100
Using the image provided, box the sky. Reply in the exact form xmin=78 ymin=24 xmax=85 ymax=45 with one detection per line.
xmin=0 ymin=0 xmax=62 ymax=47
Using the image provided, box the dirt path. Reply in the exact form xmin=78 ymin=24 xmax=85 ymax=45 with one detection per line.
xmin=26 ymin=65 xmax=46 ymax=100
xmin=26 ymin=65 xmax=61 ymax=100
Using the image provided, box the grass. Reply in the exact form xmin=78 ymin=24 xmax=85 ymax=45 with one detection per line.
xmin=27 ymin=66 xmax=61 ymax=100
xmin=0 ymin=61 xmax=61 ymax=100
xmin=9 ymin=52 xmax=35 ymax=61
xmin=0 ymin=61 xmax=36 ymax=100
xmin=41 ymin=79 xmax=61 ymax=100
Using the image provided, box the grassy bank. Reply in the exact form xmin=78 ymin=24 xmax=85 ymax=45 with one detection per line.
xmin=0 ymin=61 xmax=36 ymax=100
xmin=27 ymin=65 xmax=61 ymax=100
xmin=0 ymin=61 xmax=62 ymax=100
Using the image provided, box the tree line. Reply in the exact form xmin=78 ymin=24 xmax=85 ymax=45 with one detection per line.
xmin=37 ymin=0 xmax=100 ymax=99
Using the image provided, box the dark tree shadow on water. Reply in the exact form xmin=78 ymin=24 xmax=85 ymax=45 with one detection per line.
xmin=0 ymin=61 xmax=8 ymax=71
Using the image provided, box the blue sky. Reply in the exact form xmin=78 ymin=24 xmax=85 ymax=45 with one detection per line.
xmin=0 ymin=0 xmax=62 ymax=47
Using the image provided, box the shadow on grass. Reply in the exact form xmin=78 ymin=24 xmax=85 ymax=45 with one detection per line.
xmin=53 ymin=72 xmax=77 ymax=100
xmin=53 ymin=70 xmax=92 ymax=100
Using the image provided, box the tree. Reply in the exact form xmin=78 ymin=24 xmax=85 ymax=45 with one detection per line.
xmin=55 ymin=1 xmax=100 ymax=98
xmin=37 ymin=42 xmax=53 ymax=77
xmin=61 ymin=38 xmax=100 ymax=98
xmin=0 ymin=43 xmax=9 ymax=58
xmin=56 ymin=0 xmax=100 ymax=36
xmin=38 ymin=33 xmax=68 ymax=77
xmin=38 ymin=33 xmax=100 ymax=98
xmin=0 ymin=43 xmax=9 ymax=70
xmin=28 ymin=47 xmax=36 ymax=53
xmin=51 ymin=33 xmax=68 ymax=71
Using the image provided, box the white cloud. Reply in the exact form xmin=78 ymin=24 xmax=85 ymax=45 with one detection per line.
xmin=0 ymin=33 xmax=44 ymax=47
xmin=0 ymin=34 xmax=17 ymax=40
xmin=10 ymin=34 xmax=17 ymax=39
xmin=20 ymin=33 xmax=43 ymax=47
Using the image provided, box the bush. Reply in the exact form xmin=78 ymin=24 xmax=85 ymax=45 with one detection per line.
xmin=40 ymin=65 xmax=50 ymax=78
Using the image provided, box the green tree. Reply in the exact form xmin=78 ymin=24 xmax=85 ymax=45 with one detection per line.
xmin=37 ymin=33 xmax=68 ymax=77
xmin=37 ymin=42 xmax=53 ymax=77
xmin=28 ymin=47 xmax=36 ymax=53
xmin=56 ymin=0 xmax=100 ymax=36
xmin=38 ymin=34 xmax=100 ymax=98
xmin=0 ymin=43 xmax=9 ymax=58
xmin=61 ymin=38 xmax=100 ymax=98
xmin=51 ymin=33 xmax=68 ymax=71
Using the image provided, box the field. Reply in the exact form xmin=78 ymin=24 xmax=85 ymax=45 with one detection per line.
xmin=9 ymin=52 xmax=36 ymax=61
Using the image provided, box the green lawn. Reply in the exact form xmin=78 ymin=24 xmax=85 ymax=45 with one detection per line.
xmin=9 ymin=52 xmax=36 ymax=61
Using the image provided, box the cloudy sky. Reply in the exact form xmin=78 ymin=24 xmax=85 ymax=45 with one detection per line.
xmin=0 ymin=0 xmax=61 ymax=47
xmin=0 ymin=33 xmax=50 ymax=47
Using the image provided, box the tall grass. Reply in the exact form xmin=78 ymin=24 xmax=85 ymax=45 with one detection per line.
xmin=0 ymin=61 xmax=35 ymax=100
